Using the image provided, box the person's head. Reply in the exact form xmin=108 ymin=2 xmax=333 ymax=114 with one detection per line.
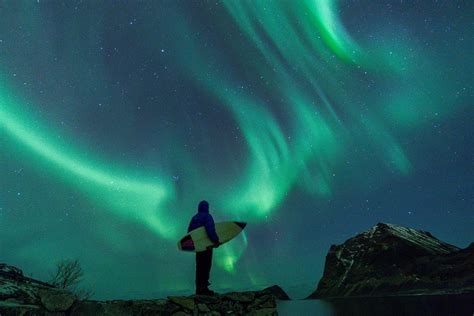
xmin=198 ymin=200 xmax=209 ymax=213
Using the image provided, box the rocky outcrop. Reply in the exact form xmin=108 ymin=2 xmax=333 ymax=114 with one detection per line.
xmin=308 ymin=223 xmax=474 ymax=298
xmin=0 ymin=263 xmax=77 ymax=313
xmin=0 ymin=263 xmax=280 ymax=315
xmin=261 ymin=285 xmax=290 ymax=300
xmin=69 ymin=291 xmax=277 ymax=315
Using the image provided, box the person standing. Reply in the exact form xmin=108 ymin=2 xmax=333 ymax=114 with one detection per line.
xmin=187 ymin=200 xmax=221 ymax=295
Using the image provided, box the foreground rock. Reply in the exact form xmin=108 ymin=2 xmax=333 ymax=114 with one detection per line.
xmin=308 ymin=223 xmax=474 ymax=298
xmin=70 ymin=291 xmax=277 ymax=315
xmin=261 ymin=285 xmax=290 ymax=300
xmin=0 ymin=263 xmax=77 ymax=314
xmin=0 ymin=263 xmax=280 ymax=315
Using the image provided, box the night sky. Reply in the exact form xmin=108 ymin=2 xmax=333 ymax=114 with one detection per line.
xmin=1 ymin=1 xmax=472 ymax=299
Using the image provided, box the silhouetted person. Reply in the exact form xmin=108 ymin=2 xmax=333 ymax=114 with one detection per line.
xmin=187 ymin=200 xmax=221 ymax=295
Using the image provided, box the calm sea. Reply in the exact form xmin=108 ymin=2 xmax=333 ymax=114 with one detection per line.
xmin=277 ymin=294 xmax=474 ymax=316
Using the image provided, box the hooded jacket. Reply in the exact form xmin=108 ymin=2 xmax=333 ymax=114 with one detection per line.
xmin=187 ymin=201 xmax=220 ymax=243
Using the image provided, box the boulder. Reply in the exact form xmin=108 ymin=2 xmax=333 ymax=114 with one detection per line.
xmin=197 ymin=303 xmax=210 ymax=312
xmin=0 ymin=264 xmax=24 ymax=277
xmin=262 ymin=285 xmax=291 ymax=300
xmin=223 ymin=291 xmax=255 ymax=302
xmin=38 ymin=288 xmax=76 ymax=312
xmin=168 ymin=296 xmax=195 ymax=311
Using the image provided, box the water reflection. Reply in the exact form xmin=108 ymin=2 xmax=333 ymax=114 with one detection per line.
xmin=278 ymin=294 xmax=474 ymax=316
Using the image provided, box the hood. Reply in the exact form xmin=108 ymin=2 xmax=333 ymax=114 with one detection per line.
xmin=198 ymin=200 xmax=209 ymax=213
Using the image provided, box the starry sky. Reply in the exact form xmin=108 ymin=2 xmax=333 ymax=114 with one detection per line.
xmin=0 ymin=0 xmax=472 ymax=300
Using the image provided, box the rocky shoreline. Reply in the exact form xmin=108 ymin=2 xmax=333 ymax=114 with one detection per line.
xmin=0 ymin=263 xmax=283 ymax=315
xmin=70 ymin=291 xmax=277 ymax=315
xmin=4 ymin=222 xmax=472 ymax=314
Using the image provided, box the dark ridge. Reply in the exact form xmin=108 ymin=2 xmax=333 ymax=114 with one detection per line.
xmin=307 ymin=223 xmax=474 ymax=299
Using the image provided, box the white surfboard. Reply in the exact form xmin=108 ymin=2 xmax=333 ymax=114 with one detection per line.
xmin=178 ymin=221 xmax=247 ymax=252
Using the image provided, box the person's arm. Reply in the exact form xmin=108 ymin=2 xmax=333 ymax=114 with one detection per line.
xmin=204 ymin=214 xmax=220 ymax=244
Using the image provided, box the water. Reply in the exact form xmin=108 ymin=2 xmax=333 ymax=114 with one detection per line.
xmin=277 ymin=294 xmax=474 ymax=316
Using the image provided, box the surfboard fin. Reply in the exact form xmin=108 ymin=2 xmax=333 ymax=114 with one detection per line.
xmin=235 ymin=222 xmax=247 ymax=229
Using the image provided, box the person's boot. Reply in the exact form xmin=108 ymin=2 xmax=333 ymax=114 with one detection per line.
xmin=201 ymin=288 xmax=215 ymax=296
xmin=196 ymin=286 xmax=215 ymax=296
xmin=195 ymin=285 xmax=206 ymax=295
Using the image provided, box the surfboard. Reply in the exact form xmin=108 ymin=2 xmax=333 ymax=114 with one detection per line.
xmin=178 ymin=221 xmax=247 ymax=252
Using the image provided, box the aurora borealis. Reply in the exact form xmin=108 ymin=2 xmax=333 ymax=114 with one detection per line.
xmin=1 ymin=0 xmax=472 ymax=299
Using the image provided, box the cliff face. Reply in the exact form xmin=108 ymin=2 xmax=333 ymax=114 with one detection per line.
xmin=0 ymin=263 xmax=281 ymax=315
xmin=308 ymin=223 xmax=474 ymax=298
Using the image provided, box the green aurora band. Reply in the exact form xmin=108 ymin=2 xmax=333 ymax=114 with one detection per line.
xmin=0 ymin=82 xmax=178 ymax=238
xmin=1 ymin=0 xmax=456 ymax=275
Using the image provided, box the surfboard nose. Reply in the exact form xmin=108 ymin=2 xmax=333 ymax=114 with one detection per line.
xmin=235 ymin=222 xmax=247 ymax=229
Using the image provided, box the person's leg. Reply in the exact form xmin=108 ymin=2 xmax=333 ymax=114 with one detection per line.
xmin=204 ymin=249 xmax=213 ymax=288
xmin=196 ymin=251 xmax=206 ymax=292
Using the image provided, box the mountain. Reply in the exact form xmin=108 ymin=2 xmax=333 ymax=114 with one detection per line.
xmin=308 ymin=223 xmax=474 ymax=298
